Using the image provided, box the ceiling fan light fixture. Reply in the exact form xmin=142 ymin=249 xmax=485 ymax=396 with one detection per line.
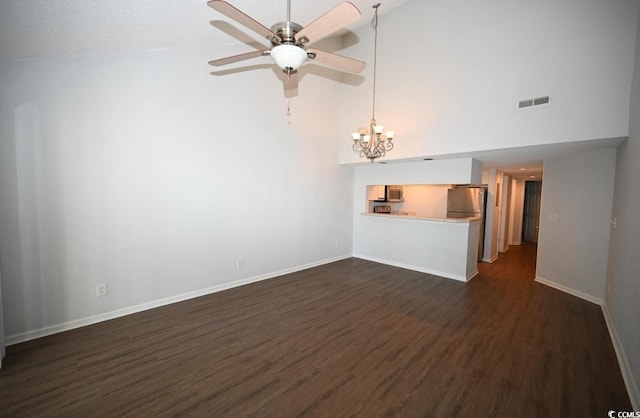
xmin=270 ymin=44 xmax=307 ymax=71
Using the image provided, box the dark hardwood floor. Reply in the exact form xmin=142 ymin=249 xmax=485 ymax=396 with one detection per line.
xmin=0 ymin=244 xmax=631 ymax=417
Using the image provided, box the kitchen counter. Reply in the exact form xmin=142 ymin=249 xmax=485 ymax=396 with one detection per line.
xmin=362 ymin=212 xmax=482 ymax=224
xmin=355 ymin=212 xmax=482 ymax=282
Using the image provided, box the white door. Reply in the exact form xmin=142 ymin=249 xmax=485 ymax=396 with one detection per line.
xmin=523 ymin=181 xmax=542 ymax=242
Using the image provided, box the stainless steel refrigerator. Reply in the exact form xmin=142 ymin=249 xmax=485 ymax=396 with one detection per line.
xmin=447 ymin=187 xmax=487 ymax=261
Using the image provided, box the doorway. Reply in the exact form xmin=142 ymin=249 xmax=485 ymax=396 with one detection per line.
xmin=522 ymin=181 xmax=542 ymax=243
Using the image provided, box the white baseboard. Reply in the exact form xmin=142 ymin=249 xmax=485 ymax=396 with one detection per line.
xmin=482 ymin=254 xmax=499 ymax=263
xmin=353 ymin=254 xmax=469 ymax=282
xmin=534 ymin=276 xmax=604 ymax=305
xmin=602 ymin=303 xmax=640 ymax=410
xmin=6 ymin=254 xmax=352 ymax=346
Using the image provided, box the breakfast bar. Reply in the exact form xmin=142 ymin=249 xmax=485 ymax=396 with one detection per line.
xmin=354 ymin=212 xmax=482 ymax=282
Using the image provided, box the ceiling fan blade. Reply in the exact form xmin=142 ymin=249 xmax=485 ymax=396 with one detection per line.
xmin=208 ymin=0 xmax=281 ymax=43
xmin=295 ymin=2 xmax=361 ymax=46
xmin=208 ymin=49 xmax=270 ymax=66
xmin=306 ymin=48 xmax=365 ymax=73
xmin=283 ymin=70 xmax=299 ymax=98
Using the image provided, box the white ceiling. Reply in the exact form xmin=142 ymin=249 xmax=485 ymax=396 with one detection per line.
xmin=0 ymin=0 xmax=625 ymax=177
xmin=0 ymin=0 xmax=409 ymax=61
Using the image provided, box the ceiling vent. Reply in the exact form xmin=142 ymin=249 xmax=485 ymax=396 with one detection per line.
xmin=518 ymin=96 xmax=550 ymax=109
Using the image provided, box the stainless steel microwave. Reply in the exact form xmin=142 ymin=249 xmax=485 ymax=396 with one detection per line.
xmin=387 ymin=185 xmax=404 ymax=202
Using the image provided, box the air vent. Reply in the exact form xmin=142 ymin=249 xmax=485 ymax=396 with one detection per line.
xmin=518 ymin=95 xmax=550 ymax=109
xmin=518 ymin=99 xmax=533 ymax=109
xmin=534 ymin=96 xmax=550 ymax=106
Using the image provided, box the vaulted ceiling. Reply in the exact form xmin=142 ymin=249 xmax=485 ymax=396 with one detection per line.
xmin=2 ymin=0 xmax=627 ymax=177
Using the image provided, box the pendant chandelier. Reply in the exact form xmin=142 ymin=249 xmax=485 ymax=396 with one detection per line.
xmin=351 ymin=3 xmax=395 ymax=163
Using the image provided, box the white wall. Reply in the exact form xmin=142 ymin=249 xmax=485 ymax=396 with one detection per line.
xmin=0 ymin=45 xmax=354 ymax=342
xmin=352 ymin=158 xmax=482 ymax=200
xmin=338 ymin=0 xmax=639 ymax=163
xmin=536 ymin=147 xmax=617 ymax=302
xmin=604 ymin=10 xmax=640 ymax=408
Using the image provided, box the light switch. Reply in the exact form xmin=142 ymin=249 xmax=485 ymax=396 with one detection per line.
xmin=548 ymin=212 xmax=558 ymax=221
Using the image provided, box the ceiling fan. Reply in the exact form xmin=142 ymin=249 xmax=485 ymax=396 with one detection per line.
xmin=207 ymin=0 xmax=366 ymax=98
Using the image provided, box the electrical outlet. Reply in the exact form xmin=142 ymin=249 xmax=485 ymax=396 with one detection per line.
xmin=236 ymin=258 xmax=244 ymax=269
xmin=610 ymin=217 xmax=617 ymax=228
xmin=96 ymin=283 xmax=107 ymax=297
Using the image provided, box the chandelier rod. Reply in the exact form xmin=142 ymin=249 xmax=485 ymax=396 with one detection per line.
xmin=371 ymin=3 xmax=380 ymax=121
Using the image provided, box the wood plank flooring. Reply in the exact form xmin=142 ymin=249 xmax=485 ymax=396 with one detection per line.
xmin=0 ymin=244 xmax=631 ymax=417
